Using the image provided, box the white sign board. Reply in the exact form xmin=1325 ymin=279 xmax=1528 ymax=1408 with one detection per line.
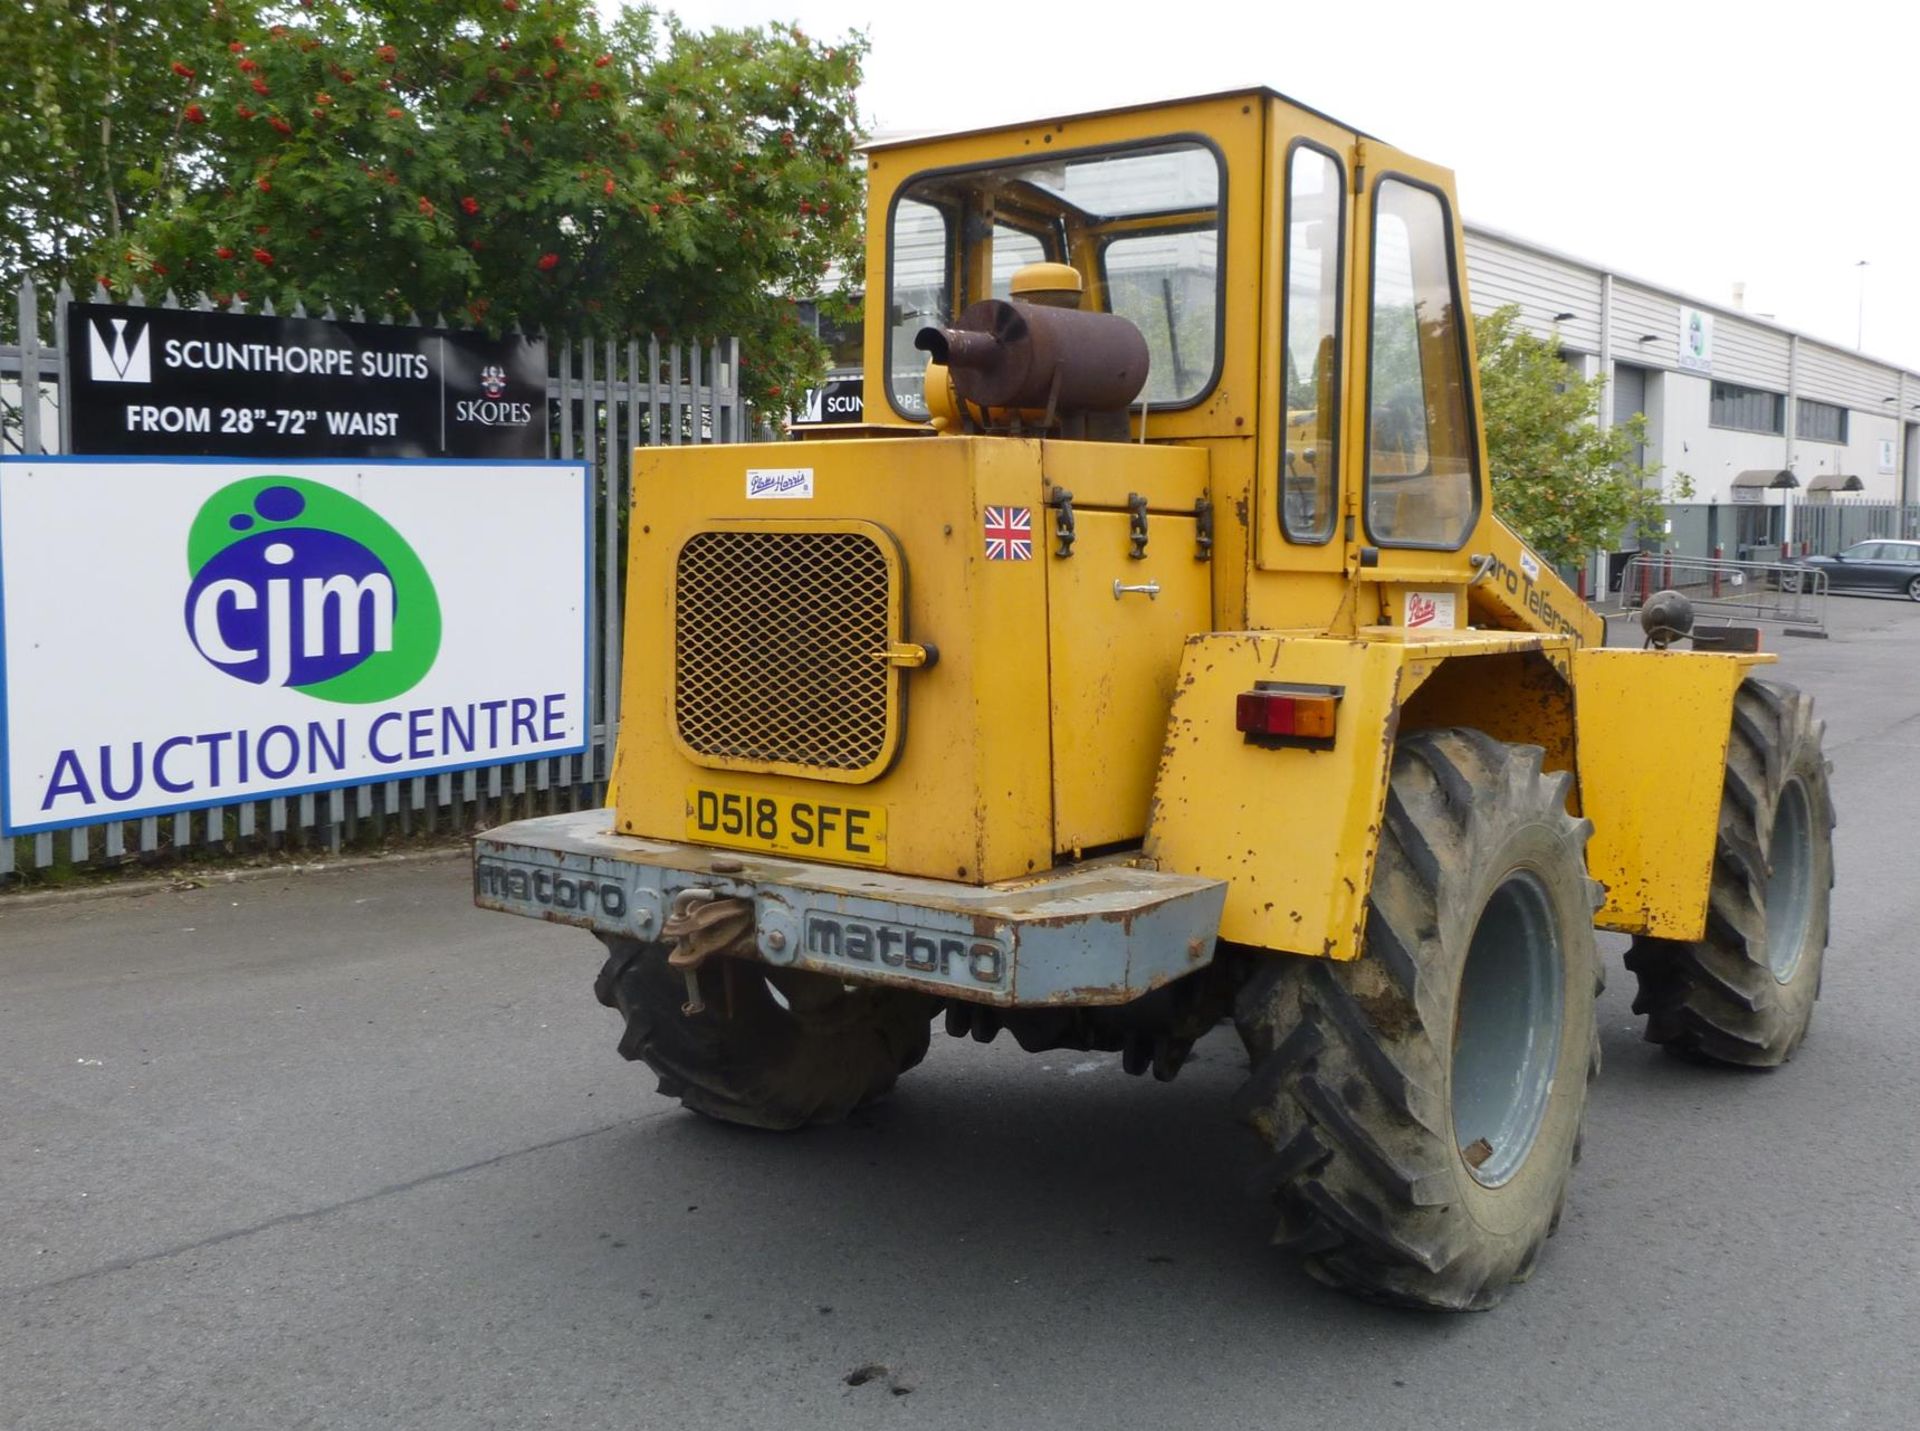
xmin=1678 ymin=306 xmax=1714 ymax=375
xmin=0 ymin=458 xmax=588 ymax=833
xmin=1880 ymin=438 xmax=1898 ymax=475
xmin=1403 ymin=590 xmax=1458 ymax=630
xmin=746 ymin=467 xmax=814 ymax=499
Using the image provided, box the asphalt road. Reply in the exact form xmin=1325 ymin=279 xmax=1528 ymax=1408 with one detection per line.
xmin=4 ymin=597 xmax=1918 ymax=1431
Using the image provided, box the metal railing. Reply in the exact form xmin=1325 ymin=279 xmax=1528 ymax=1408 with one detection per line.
xmin=1616 ymin=552 xmax=1829 ymax=640
xmin=2 ymin=278 xmax=753 ymax=880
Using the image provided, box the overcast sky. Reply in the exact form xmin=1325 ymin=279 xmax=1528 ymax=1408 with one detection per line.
xmin=646 ymin=0 xmax=1920 ymax=370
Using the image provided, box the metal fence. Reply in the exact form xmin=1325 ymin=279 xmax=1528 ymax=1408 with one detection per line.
xmin=1 ymin=278 xmax=751 ymax=880
xmin=1614 ymin=551 xmax=1829 ymax=639
xmin=1658 ymin=498 xmax=1920 ymax=563
xmin=1789 ymin=498 xmax=1920 ymax=556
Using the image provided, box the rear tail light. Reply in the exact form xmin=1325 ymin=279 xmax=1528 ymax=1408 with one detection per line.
xmin=1235 ymin=684 xmax=1341 ymax=746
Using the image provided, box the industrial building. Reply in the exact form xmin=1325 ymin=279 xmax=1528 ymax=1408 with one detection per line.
xmin=1465 ymin=224 xmax=1919 ymax=560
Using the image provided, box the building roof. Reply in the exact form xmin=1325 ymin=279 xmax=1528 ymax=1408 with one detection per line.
xmin=1466 ymin=219 xmax=1920 ymax=381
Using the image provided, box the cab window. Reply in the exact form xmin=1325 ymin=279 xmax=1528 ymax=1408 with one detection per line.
xmin=992 ymin=224 xmax=1047 ymax=290
xmin=887 ymin=199 xmax=954 ymax=416
xmin=886 ymin=140 xmax=1224 ymax=418
xmin=1280 ymin=144 xmax=1344 ymax=544
xmin=1364 ymin=177 xmax=1478 ymax=549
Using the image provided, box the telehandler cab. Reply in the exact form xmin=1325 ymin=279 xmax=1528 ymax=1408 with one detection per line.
xmin=474 ymin=88 xmax=1834 ymax=1309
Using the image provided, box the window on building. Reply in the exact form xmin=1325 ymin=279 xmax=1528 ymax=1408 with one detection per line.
xmin=1795 ymin=398 xmax=1848 ymax=444
xmin=1710 ymin=381 xmax=1784 ymax=435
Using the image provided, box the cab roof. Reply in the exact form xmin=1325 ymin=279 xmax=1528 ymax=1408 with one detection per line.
xmin=858 ymin=85 xmax=1381 ymax=155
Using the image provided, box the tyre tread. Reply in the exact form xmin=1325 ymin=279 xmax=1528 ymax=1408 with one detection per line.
xmin=1626 ymin=679 xmax=1831 ymax=1067
xmin=1233 ymin=729 xmax=1602 ymax=1310
xmin=596 ymin=943 xmax=936 ymax=1129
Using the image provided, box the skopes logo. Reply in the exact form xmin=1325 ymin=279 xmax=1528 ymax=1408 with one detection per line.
xmin=183 ymin=476 xmax=441 ymax=703
xmin=88 ymin=316 xmax=151 ymax=383
xmin=455 ymin=367 xmax=533 ymax=429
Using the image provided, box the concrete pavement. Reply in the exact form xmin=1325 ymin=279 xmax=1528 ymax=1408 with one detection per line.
xmin=3 ymin=596 xmax=1917 ymax=1430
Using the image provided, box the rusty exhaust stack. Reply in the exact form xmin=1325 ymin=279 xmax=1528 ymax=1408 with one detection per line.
xmin=915 ymin=299 xmax=1149 ymax=423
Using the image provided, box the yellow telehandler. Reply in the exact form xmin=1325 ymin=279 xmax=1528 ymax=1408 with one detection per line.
xmin=475 ymin=88 xmax=1833 ymax=1309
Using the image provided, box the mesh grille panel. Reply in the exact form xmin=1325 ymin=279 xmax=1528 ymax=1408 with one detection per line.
xmin=675 ymin=529 xmax=892 ymax=773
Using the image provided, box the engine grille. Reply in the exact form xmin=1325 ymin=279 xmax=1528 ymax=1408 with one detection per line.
xmin=674 ymin=528 xmax=897 ymax=778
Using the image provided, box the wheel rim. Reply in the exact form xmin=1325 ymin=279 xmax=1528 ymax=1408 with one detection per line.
xmin=1765 ymin=777 xmax=1815 ymax=982
xmin=1451 ymin=871 xmax=1566 ymax=1189
xmin=1908 ymin=576 xmax=1920 ymax=601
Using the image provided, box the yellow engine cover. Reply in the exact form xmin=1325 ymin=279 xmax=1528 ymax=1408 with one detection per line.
xmin=612 ymin=436 xmax=1210 ymax=884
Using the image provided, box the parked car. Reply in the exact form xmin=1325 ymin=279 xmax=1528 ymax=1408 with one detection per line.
xmin=1797 ymin=539 xmax=1920 ymax=600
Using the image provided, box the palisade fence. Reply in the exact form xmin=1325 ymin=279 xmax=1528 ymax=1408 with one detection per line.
xmin=0 ymin=278 xmax=758 ymax=881
xmin=1661 ymin=499 xmax=1920 ymax=564
xmin=1787 ymin=498 xmax=1920 ymax=556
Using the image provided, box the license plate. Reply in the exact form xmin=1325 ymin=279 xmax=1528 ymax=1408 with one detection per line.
xmin=685 ymin=785 xmax=888 ymax=866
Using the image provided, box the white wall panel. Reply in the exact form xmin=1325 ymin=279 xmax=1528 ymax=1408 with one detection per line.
xmin=1463 ymin=232 xmax=1602 ymax=352
xmin=1794 ymin=409 xmax=1903 ymax=501
xmin=1711 ymin=318 xmax=1791 ymax=389
xmin=1656 ymin=371 xmax=1791 ymax=503
xmin=1798 ymin=341 xmax=1900 ymax=411
xmin=1608 ymin=283 xmax=1683 ymax=373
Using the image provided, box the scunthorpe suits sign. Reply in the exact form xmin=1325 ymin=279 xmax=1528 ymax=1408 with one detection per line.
xmin=66 ymin=303 xmax=550 ymax=461
xmin=0 ymin=459 xmax=588 ymax=833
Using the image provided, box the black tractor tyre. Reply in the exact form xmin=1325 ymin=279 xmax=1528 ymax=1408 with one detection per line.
xmin=1624 ymin=678 xmax=1834 ymax=1067
xmin=1232 ymin=729 xmax=1604 ymax=1311
xmin=593 ymin=940 xmax=937 ymax=1130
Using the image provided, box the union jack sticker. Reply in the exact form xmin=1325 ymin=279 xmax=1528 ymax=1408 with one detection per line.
xmin=983 ymin=505 xmax=1033 ymax=561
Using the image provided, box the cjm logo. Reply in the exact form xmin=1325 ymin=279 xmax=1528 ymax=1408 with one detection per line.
xmin=184 ymin=478 xmax=441 ymax=704
xmin=89 ymin=317 xmax=152 ymax=384
xmin=191 ymin=546 xmax=395 ymax=689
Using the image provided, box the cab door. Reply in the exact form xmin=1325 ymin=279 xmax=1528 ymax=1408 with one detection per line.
xmin=1251 ymin=101 xmax=1360 ymax=632
xmin=1342 ymin=140 xmax=1487 ymax=633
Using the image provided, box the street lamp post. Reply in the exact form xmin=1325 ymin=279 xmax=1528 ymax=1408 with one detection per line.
xmin=1857 ymin=259 xmax=1869 ymax=350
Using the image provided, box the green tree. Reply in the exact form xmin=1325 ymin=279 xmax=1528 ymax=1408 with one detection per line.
xmin=0 ymin=0 xmax=258 ymax=295
xmin=11 ymin=1 xmax=866 ymax=416
xmin=1474 ymin=305 xmax=1686 ymax=568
